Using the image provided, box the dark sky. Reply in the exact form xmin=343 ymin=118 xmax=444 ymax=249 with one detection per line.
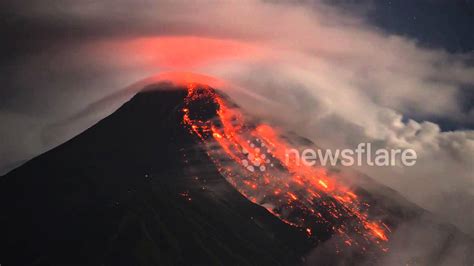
xmin=368 ymin=0 xmax=474 ymax=53
xmin=324 ymin=0 xmax=473 ymax=53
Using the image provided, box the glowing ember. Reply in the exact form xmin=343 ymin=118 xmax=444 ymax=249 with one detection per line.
xmin=182 ymin=84 xmax=389 ymax=252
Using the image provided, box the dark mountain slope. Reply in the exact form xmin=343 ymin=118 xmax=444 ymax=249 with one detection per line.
xmin=0 ymin=85 xmax=310 ymax=265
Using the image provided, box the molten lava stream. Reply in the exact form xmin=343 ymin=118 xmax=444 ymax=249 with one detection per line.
xmin=182 ymin=83 xmax=389 ymax=253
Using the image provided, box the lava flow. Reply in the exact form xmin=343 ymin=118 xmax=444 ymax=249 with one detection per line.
xmin=182 ymin=84 xmax=390 ymax=253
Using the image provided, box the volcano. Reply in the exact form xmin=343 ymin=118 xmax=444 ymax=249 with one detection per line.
xmin=0 ymin=82 xmax=472 ymax=265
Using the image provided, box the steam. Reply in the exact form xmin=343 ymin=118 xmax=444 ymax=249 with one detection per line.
xmin=2 ymin=0 xmax=473 ymax=263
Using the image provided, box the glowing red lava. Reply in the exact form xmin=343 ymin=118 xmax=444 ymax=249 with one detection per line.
xmin=182 ymin=83 xmax=390 ymax=253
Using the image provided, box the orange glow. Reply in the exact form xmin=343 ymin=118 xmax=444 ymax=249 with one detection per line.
xmin=96 ymin=37 xmax=261 ymax=69
xmin=365 ymin=222 xmax=388 ymax=242
xmin=288 ymin=192 xmax=298 ymax=201
xmin=182 ymin=84 xmax=390 ymax=253
xmin=318 ymin=179 xmax=329 ymax=189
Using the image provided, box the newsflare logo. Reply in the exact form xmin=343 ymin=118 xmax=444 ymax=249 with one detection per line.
xmin=285 ymin=143 xmax=417 ymax=167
